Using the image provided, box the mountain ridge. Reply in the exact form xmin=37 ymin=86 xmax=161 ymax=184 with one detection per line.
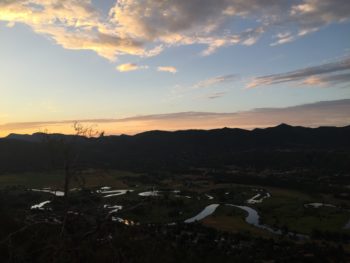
xmin=1 ymin=123 xmax=350 ymax=173
xmin=4 ymin=123 xmax=350 ymax=142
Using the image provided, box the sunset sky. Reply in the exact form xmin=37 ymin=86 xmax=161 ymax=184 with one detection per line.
xmin=1 ymin=0 xmax=350 ymax=136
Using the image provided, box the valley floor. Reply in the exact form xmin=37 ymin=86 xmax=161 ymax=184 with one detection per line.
xmin=1 ymin=168 xmax=349 ymax=262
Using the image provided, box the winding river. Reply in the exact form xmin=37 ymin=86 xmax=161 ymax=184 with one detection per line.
xmin=225 ymin=204 xmax=283 ymax=235
xmin=29 ymin=187 xmax=349 ymax=234
xmin=184 ymin=204 xmax=220 ymax=223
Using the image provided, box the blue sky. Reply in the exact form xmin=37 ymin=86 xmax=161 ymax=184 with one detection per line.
xmin=0 ymin=0 xmax=350 ymax=135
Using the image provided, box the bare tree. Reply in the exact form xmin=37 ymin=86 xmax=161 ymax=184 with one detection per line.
xmin=43 ymin=122 xmax=103 ymax=198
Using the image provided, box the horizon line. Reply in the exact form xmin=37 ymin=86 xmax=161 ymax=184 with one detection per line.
xmin=1 ymin=98 xmax=349 ymax=137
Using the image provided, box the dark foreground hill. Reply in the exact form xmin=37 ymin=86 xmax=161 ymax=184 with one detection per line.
xmin=1 ymin=124 xmax=350 ymax=173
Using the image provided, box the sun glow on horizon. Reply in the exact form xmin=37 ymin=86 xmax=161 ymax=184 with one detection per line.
xmin=1 ymin=99 xmax=350 ymax=137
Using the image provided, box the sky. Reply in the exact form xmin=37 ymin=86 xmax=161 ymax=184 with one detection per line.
xmin=0 ymin=0 xmax=350 ymax=136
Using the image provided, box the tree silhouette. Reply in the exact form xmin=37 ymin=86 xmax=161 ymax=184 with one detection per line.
xmin=43 ymin=121 xmax=102 ymax=198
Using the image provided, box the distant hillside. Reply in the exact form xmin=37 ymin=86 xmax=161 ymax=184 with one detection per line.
xmin=1 ymin=124 xmax=350 ymax=173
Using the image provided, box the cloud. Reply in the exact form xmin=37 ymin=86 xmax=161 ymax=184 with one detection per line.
xmin=0 ymin=0 xmax=148 ymax=61
xmin=172 ymin=74 xmax=236 ymax=97
xmin=1 ymin=99 xmax=349 ymax=136
xmin=157 ymin=66 xmax=177 ymax=74
xmin=271 ymin=32 xmax=296 ymax=46
xmin=247 ymin=57 xmax=350 ymax=88
xmin=193 ymin=74 xmax=236 ymax=89
xmin=171 ymin=74 xmax=236 ymax=100
xmin=0 ymin=0 xmax=349 ymax=61
xmin=290 ymin=0 xmax=350 ymax=29
xmin=302 ymin=73 xmax=350 ymax=86
xmin=302 ymin=76 xmax=326 ymax=86
xmin=270 ymin=0 xmax=350 ymax=46
xmin=205 ymin=91 xmax=228 ymax=100
xmin=116 ymin=63 xmax=148 ymax=72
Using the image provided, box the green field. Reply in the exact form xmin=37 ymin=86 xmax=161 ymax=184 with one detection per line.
xmin=255 ymin=187 xmax=350 ymax=235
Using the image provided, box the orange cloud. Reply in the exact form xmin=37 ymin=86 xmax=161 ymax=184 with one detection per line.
xmin=116 ymin=63 xmax=148 ymax=72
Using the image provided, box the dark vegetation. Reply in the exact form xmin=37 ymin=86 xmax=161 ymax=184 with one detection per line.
xmin=1 ymin=124 xmax=350 ymax=262
xmin=0 ymin=187 xmax=348 ymax=263
xmin=1 ymin=124 xmax=350 ymax=173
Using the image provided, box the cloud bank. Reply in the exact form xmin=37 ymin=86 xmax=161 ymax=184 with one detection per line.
xmin=0 ymin=0 xmax=349 ymax=60
xmin=1 ymin=99 xmax=349 ymax=136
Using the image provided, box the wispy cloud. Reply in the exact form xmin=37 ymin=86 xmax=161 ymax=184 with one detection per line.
xmin=205 ymin=91 xmax=228 ymax=100
xmin=172 ymin=74 xmax=236 ymax=99
xmin=193 ymin=74 xmax=236 ymax=89
xmin=1 ymin=99 xmax=349 ymax=136
xmin=116 ymin=63 xmax=148 ymax=72
xmin=171 ymin=74 xmax=235 ymax=100
xmin=302 ymin=73 xmax=350 ymax=86
xmin=247 ymin=57 xmax=350 ymax=88
xmin=0 ymin=0 xmax=349 ymax=61
xmin=157 ymin=66 xmax=177 ymax=74
xmin=270 ymin=32 xmax=296 ymax=46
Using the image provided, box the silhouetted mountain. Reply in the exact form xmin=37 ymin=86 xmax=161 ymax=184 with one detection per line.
xmin=6 ymin=132 xmax=85 ymax=142
xmin=6 ymin=133 xmax=44 ymax=143
xmin=1 ymin=124 xmax=350 ymax=173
